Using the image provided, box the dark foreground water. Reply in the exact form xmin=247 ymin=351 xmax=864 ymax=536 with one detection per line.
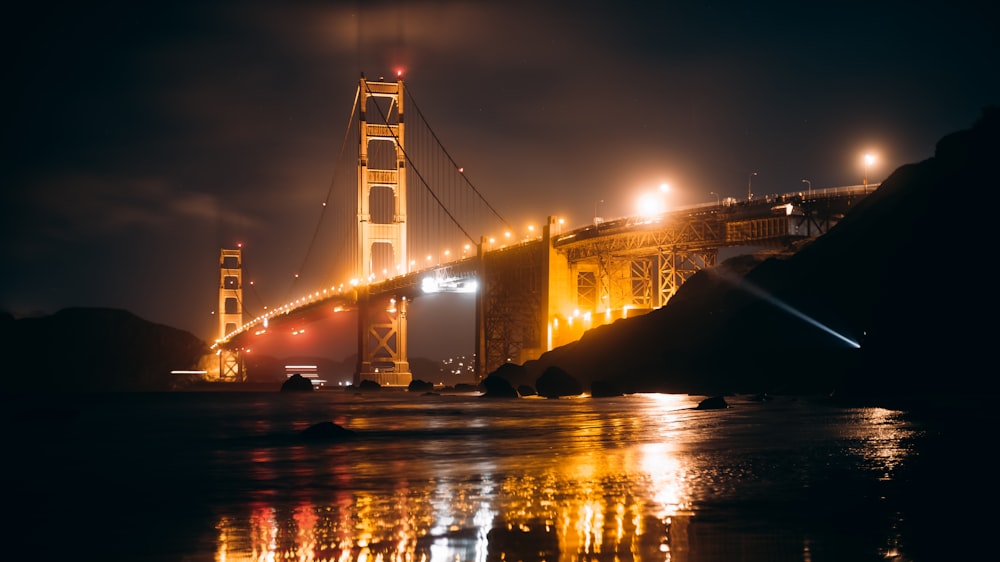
xmin=1 ymin=390 xmax=991 ymax=561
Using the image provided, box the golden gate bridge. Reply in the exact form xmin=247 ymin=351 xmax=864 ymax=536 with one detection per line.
xmin=212 ymin=75 xmax=875 ymax=386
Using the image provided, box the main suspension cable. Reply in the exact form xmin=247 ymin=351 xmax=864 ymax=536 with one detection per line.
xmin=405 ymin=87 xmax=512 ymax=232
xmin=284 ymin=85 xmax=361 ymax=303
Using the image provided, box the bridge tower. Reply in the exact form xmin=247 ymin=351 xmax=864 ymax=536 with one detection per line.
xmin=355 ymin=75 xmax=412 ymax=386
xmin=218 ymin=247 xmax=244 ymax=381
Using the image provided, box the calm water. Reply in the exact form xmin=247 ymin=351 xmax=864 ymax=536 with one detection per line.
xmin=1 ymin=390 xmax=988 ymax=561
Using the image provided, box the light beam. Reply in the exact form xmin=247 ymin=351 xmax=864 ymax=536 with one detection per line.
xmin=716 ymin=269 xmax=861 ymax=348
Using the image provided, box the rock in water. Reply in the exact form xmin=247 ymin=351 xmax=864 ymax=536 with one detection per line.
xmin=300 ymin=421 xmax=355 ymax=440
xmin=696 ymin=395 xmax=728 ymax=410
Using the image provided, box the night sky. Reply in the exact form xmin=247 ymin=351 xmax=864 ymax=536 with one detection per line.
xmin=2 ymin=1 xmax=996 ymax=360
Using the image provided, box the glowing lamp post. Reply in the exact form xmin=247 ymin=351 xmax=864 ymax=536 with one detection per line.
xmin=801 ymin=179 xmax=811 ymax=198
xmin=637 ymin=183 xmax=670 ymax=217
xmin=863 ymin=153 xmax=875 ymax=188
xmin=748 ymin=172 xmax=757 ymax=201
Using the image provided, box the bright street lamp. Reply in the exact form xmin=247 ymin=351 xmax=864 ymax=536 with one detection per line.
xmin=637 ymin=193 xmax=663 ymax=217
xmin=748 ymin=172 xmax=757 ymax=201
xmin=594 ymin=199 xmax=604 ymax=226
xmin=801 ymin=179 xmax=812 ymax=198
xmin=863 ymin=153 xmax=875 ymax=187
xmin=637 ymin=183 xmax=671 ymax=217
xmin=709 ymin=191 xmax=720 ymax=205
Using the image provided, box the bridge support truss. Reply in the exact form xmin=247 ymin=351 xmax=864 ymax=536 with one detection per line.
xmin=355 ymin=76 xmax=412 ymax=385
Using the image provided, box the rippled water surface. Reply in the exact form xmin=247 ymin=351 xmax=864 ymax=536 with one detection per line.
xmin=3 ymin=390 xmax=986 ymax=560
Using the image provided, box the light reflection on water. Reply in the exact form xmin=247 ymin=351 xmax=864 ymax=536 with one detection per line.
xmin=196 ymin=392 xmax=919 ymax=561
xmin=4 ymin=391 xmax=937 ymax=561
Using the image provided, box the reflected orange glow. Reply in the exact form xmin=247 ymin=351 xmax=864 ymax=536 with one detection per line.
xmin=215 ymin=440 xmax=694 ymax=561
xmin=250 ymin=505 xmax=278 ymax=560
xmin=293 ymin=504 xmax=319 ymax=560
xmin=209 ymin=397 xmax=914 ymax=562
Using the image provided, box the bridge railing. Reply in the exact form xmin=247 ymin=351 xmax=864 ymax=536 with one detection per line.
xmin=568 ymin=183 xmax=879 ymax=231
xmin=675 ymin=183 xmax=878 ymax=213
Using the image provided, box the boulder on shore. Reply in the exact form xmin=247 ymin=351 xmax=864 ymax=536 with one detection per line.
xmin=358 ymin=379 xmax=382 ymax=391
xmin=281 ymin=374 xmax=314 ymax=392
xmin=408 ymin=379 xmax=434 ymax=393
xmin=535 ymin=366 xmax=583 ymax=398
xmin=481 ymin=374 xmax=519 ymax=398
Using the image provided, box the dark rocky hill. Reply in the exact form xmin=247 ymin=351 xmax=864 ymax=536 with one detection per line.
xmin=503 ymin=107 xmax=999 ymax=404
xmin=0 ymin=307 xmax=209 ymax=391
xmin=0 ymin=307 xmax=467 ymax=392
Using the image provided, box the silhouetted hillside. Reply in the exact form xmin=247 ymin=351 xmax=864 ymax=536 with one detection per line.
xmin=0 ymin=307 xmax=209 ymax=391
xmin=509 ymin=107 xmax=999 ymax=403
xmin=0 ymin=305 xmax=470 ymax=392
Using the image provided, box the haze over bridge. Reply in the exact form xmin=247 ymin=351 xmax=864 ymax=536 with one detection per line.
xmin=213 ymin=76 xmax=875 ymax=385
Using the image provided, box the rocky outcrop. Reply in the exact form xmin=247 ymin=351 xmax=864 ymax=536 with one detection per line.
xmin=695 ymin=396 xmax=728 ymax=410
xmin=0 ymin=307 xmax=208 ymax=392
xmin=492 ymin=362 xmax=527 ymax=385
xmin=481 ymin=374 xmax=518 ymax=398
xmin=357 ymin=380 xmax=382 ymax=391
xmin=535 ymin=366 xmax=583 ymax=398
xmin=408 ymin=379 xmax=435 ymax=393
xmin=280 ymin=374 xmax=314 ymax=392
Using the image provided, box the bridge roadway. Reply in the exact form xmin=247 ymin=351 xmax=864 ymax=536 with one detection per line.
xmin=220 ymin=184 xmax=875 ymax=383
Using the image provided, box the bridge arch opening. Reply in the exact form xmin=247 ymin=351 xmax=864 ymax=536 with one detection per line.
xmin=366 ymin=140 xmax=397 ymax=169
xmin=368 ymin=185 xmax=397 ymax=224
